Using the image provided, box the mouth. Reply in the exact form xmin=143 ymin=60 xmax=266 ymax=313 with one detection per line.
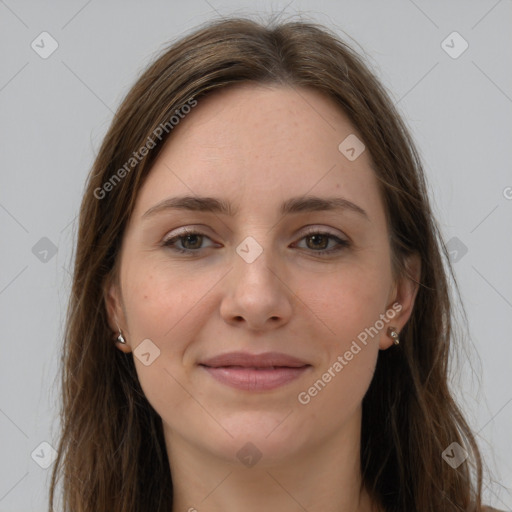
xmin=200 ymin=365 xmax=311 ymax=391
xmin=198 ymin=352 xmax=312 ymax=391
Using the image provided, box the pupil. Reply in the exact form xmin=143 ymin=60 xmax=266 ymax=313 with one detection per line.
xmin=309 ymin=234 xmax=327 ymax=250
xmin=184 ymin=235 xmax=201 ymax=249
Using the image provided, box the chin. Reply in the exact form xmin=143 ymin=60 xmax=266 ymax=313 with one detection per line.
xmin=206 ymin=411 xmax=311 ymax=466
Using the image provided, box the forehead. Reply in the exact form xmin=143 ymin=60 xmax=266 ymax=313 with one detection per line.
xmin=131 ymin=83 xmax=382 ymax=220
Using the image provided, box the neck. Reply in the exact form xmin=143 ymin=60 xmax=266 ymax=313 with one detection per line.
xmin=166 ymin=407 xmax=378 ymax=512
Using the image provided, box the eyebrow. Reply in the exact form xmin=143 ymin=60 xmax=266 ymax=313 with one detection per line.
xmin=142 ymin=195 xmax=369 ymax=221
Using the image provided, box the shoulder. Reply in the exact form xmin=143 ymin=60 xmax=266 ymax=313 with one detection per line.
xmin=482 ymin=507 xmax=506 ymax=512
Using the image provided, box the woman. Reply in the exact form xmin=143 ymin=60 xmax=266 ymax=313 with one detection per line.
xmin=48 ymin=16 xmax=500 ymax=512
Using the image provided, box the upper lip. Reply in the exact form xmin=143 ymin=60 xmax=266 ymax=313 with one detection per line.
xmin=200 ymin=351 xmax=310 ymax=368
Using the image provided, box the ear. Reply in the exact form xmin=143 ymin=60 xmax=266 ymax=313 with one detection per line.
xmin=103 ymin=274 xmax=132 ymax=353
xmin=380 ymin=252 xmax=421 ymax=350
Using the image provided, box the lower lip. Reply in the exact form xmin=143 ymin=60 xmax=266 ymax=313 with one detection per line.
xmin=201 ymin=365 xmax=310 ymax=391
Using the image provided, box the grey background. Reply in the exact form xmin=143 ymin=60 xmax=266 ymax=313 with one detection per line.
xmin=1 ymin=1 xmax=511 ymax=510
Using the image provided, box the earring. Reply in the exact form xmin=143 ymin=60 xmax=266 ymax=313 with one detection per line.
xmin=387 ymin=326 xmax=400 ymax=345
xmin=116 ymin=323 xmax=126 ymax=344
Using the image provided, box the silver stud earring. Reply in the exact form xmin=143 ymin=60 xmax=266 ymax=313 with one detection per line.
xmin=116 ymin=323 xmax=126 ymax=344
xmin=388 ymin=326 xmax=400 ymax=345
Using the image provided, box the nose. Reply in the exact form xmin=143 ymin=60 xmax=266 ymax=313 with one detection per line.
xmin=219 ymin=238 xmax=293 ymax=332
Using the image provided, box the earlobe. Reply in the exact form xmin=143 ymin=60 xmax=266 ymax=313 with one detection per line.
xmin=380 ymin=253 xmax=421 ymax=350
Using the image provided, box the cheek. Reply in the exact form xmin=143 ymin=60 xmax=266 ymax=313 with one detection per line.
xmin=297 ymin=254 xmax=392 ymax=419
xmin=122 ymin=264 xmax=203 ymax=341
xmin=296 ymin=346 xmax=377 ymax=444
xmin=295 ymin=266 xmax=388 ymax=415
xmin=121 ymin=263 xmax=218 ymax=409
xmin=298 ymin=256 xmax=393 ymax=345
xmin=122 ymin=269 xmax=198 ymax=421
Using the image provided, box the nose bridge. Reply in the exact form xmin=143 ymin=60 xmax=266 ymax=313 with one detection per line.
xmin=220 ymin=230 xmax=293 ymax=329
xmin=233 ymin=232 xmax=280 ymax=289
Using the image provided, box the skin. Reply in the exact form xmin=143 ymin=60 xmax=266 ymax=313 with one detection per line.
xmin=105 ymin=83 xmax=420 ymax=512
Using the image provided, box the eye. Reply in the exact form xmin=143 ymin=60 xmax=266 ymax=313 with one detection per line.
xmin=162 ymin=229 xmax=216 ymax=254
xmin=294 ymin=229 xmax=350 ymax=255
xmin=161 ymin=227 xmax=350 ymax=256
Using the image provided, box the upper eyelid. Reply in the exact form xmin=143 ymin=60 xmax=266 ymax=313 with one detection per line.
xmin=163 ymin=225 xmax=346 ymax=239
xmin=298 ymin=226 xmax=346 ymax=237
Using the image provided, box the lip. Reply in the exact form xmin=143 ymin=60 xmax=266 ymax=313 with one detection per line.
xmin=200 ymin=351 xmax=309 ymax=368
xmin=199 ymin=351 xmax=311 ymax=391
xmin=202 ymin=366 xmax=311 ymax=391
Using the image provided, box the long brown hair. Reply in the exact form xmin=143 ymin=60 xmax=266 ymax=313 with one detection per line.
xmin=49 ymin=15 xmax=485 ymax=512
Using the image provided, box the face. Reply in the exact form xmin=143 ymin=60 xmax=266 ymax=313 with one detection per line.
xmin=106 ymin=83 xmax=418 ymax=467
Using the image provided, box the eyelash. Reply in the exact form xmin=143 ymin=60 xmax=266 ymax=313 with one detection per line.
xmin=161 ymin=228 xmax=350 ymax=256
